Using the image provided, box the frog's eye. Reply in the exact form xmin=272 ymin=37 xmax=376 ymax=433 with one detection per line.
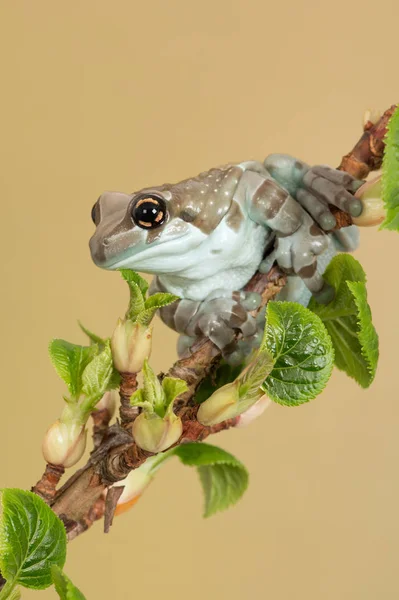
xmin=91 ymin=200 xmax=99 ymax=225
xmin=131 ymin=195 xmax=167 ymax=229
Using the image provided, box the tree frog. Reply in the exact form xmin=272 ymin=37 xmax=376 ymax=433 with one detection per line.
xmin=90 ymin=154 xmax=362 ymax=364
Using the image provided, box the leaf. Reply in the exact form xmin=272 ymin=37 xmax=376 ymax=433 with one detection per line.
xmin=81 ymin=341 xmax=119 ymax=410
xmin=142 ymin=360 xmax=163 ymax=409
xmin=49 ymin=340 xmax=97 ymax=399
xmin=238 ymin=349 xmax=274 ymax=403
xmin=119 ymin=269 xmax=149 ymax=297
xmin=381 ymin=104 xmax=399 ymax=231
xmin=0 ymin=489 xmax=66 ymax=590
xmin=308 ymin=254 xmax=379 ymax=388
xmin=51 ymin=566 xmax=87 ymax=600
xmin=162 ymin=377 xmax=188 ymax=410
xmin=119 ymin=270 xmax=147 ymax=321
xmin=138 ymin=293 xmax=179 ymax=326
xmin=166 ymin=443 xmax=248 ymax=517
xmin=261 ymin=301 xmax=334 ymax=406
xmin=78 ymin=322 xmax=106 ymax=347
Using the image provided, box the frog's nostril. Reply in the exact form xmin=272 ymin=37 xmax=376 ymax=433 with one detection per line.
xmin=103 ymin=238 xmax=111 ymax=247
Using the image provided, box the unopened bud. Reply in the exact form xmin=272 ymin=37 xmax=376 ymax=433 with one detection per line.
xmin=353 ymin=174 xmax=385 ymax=227
xmin=95 ymin=389 xmax=118 ymax=417
xmin=42 ymin=420 xmax=87 ymax=467
xmin=236 ymin=394 xmax=272 ymax=428
xmin=132 ymin=412 xmax=182 ymax=453
xmin=115 ymin=455 xmax=159 ymax=516
xmin=111 ymin=319 xmax=152 ymax=373
xmin=197 ymin=382 xmax=240 ymax=426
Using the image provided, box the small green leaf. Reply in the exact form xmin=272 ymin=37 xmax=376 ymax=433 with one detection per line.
xmin=119 ymin=270 xmax=147 ymax=321
xmin=119 ymin=269 xmax=149 ymax=296
xmin=81 ymin=341 xmax=120 ymax=411
xmin=51 ymin=566 xmax=87 ymax=600
xmin=0 ymin=489 xmax=66 ymax=590
xmin=162 ymin=377 xmax=188 ymax=409
xmin=49 ymin=340 xmax=97 ymax=399
xmin=138 ymin=293 xmax=179 ymax=326
xmin=166 ymin=443 xmax=248 ymax=517
xmin=238 ymin=349 xmax=274 ymax=402
xmin=78 ymin=322 xmax=106 ymax=347
xmin=142 ymin=360 xmax=163 ymax=409
xmin=308 ymin=255 xmax=379 ymax=388
xmin=381 ymin=104 xmax=399 ymax=231
xmin=261 ymin=301 xmax=334 ymax=406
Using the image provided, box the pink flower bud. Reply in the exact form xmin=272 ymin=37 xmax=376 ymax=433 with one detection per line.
xmin=115 ymin=455 xmax=159 ymax=516
xmin=42 ymin=420 xmax=87 ymax=468
xmin=235 ymin=394 xmax=272 ymax=428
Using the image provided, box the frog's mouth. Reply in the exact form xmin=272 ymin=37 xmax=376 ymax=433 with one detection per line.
xmin=95 ymin=226 xmax=207 ymax=275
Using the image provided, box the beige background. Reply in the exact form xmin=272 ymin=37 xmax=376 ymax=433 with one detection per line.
xmin=1 ymin=1 xmax=398 ymax=598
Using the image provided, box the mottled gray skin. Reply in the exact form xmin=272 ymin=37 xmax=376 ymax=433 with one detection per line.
xmin=90 ymin=154 xmax=362 ymax=364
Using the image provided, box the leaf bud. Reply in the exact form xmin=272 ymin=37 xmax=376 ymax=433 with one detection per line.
xmin=115 ymin=455 xmax=160 ymax=516
xmin=94 ymin=389 xmax=118 ymax=418
xmin=111 ymin=319 xmax=152 ymax=373
xmin=353 ymin=174 xmax=385 ymax=227
xmin=132 ymin=412 xmax=182 ymax=453
xmin=42 ymin=420 xmax=87 ymax=468
xmin=235 ymin=394 xmax=272 ymax=428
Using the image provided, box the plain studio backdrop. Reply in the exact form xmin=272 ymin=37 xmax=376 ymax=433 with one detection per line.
xmin=0 ymin=1 xmax=398 ymax=598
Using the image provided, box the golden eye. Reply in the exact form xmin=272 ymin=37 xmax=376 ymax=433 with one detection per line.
xmin=131 ymin=195 xmax=167 ymax=229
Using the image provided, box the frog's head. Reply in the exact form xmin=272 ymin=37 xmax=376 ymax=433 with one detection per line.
xmin=89 ymin=184 xmax=229 ymax=275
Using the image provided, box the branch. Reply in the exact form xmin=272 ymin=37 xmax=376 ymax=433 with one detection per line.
xmin=35 ymin=105 xmax=396 ymax=541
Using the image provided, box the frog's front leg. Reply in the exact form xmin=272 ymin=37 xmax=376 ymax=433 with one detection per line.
xmin=263 ymin=154 xmax=364 ymax=230
xmin=243 ymin=170 xmax=334 ymax=302
xmin=152 ymin=278 xmax=262 ymax=364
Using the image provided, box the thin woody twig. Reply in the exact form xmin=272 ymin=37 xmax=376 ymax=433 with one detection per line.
xmin=31 ymin=463 xmax=65 ymax=504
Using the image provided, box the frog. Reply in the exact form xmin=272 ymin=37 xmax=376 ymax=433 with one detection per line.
xmin=89 ymin=154 xmax=362 ymax=364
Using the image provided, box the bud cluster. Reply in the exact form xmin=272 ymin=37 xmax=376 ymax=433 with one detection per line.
xmin=130 ymin=361 xmax=187 ymax=453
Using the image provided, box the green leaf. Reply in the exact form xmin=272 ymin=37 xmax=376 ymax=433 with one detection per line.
xmin=162 ymin=377 xmax=188 ymax=409
xmin=119 ymin=269 xmax=149 ymax=297
xmin=308 ymin=254 xmax=379 ymax=388
xmin=49 ymin=340 xmax=97 ymax=399
xmin=166 ymin=443 xmax=248 ymax=517
xmin=238 ymin=349 xmax=274 ymax=403
xmin=51 ymin=566 xmax=87 ymax=600
xmin=142 ymin=360 xmax=163 ymax=409
xmin=138 ymin=293 xmax=179 ymax=327
xmin=0 ymin=489 xmax=66 ymax=591
xmin=381 ymin=104 xmax=399 ymax=231
xmin=261 ymin=301 xmax=334 ymax=406
xmin=81 ymin=341 xmax=120 ymax=412
xmin=78 ymin=322 xmax=106 ymax=347
xmin=119 ymin=270 xmax=147 ymax=321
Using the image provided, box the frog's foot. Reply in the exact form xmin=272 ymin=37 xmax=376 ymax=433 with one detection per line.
xmin=182 ymin=291 xmax=263 ymax=364
xmin=177 ymin=334 xmax=197 ymax=358
xmin=264 ymin=155 xmax=364 ymax=231
xmin=300 ymin=165 xmax=363 ymax=229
